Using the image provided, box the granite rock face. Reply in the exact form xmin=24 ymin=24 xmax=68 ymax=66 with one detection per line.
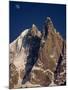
xmin=9 ymin=17 xmax=66 ymax=89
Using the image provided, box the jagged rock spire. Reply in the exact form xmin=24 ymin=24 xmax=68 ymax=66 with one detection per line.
xmin=31 ymin=24 xmax=38 ymax=36
xmin=32 ymin=24 xmax=36 ymax=28
xmin=42 ymin=17 xmax=54 ymax=39
xmin=45 ymin=17 xmax=54 ymax=29
xmin=32 ymin=24 xmax=38 ymax=31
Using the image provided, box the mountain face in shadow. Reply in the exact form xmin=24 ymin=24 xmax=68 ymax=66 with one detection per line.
xmin=9 ymin=17 xmax=66 ymax=89
xmin=22 ymin=25 xmax=41 ymax=84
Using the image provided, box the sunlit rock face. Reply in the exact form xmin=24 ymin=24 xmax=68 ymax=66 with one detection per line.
xmin=9 ymin=17 xmax=66 ymax=89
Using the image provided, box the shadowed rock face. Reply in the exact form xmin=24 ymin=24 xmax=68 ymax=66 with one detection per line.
xmin=22 ymin=35 xmax=41 ymax=84
xmin=9 ymin=17 xmax=66 ymax=89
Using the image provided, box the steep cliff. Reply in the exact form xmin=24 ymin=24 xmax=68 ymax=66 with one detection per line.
xmin=9 ymin=17 xmax=66 ymax=88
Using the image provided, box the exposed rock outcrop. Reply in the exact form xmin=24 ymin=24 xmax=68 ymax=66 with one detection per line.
xmin=9 ymin=17 xmax=66 ymax=88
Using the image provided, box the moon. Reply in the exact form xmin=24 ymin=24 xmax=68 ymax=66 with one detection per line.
xmin=16 ymin=4 xmax=20 ymax=9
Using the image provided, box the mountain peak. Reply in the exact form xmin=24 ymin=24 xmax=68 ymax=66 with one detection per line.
xmin=32 ymin=24 xmax=36 ymax=28
xmin=42 ymin=17 xmax=55 ymax=39
xmin=45 ymin=17 xmax=54 ymax=30
xmin=46 ymin=17 xmax=51 ymax=21
xmin=32 ymin=24 xmax=38 ymax=31
xmin=9 ymin=18 xmax=66 ymax=88
xmin=31 ymin=24 xmax=38 ymax=36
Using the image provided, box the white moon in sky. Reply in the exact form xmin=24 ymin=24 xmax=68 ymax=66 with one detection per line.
xmin=16 ymin=4 xmax=20 ymax=9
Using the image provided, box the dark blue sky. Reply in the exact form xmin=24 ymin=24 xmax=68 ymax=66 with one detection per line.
xmin=9 ymin=1 xmax=66 ymax=43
